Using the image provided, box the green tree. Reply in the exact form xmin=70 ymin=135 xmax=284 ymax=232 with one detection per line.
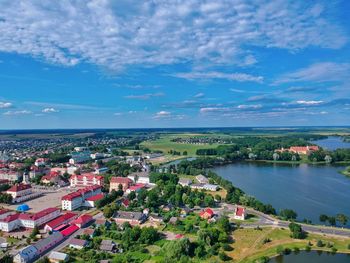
xmin=280 ymin=209 xmax=297 ymax=220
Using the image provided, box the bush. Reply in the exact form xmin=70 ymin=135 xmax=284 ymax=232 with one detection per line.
xmin=283 ymin=248 xmax=291 ymax=255
xmin=347 ymin=244 xmax=350 ymax=250
xmin=222 ymin=243 xmax=233 ymax=251
xmin=305 ymin=245 xmax=311 ymax=252
xmin=316 ymin=240 xmax=324 ymax=247
xmin=218 ymin=252 xmax=231 ymax=261
xmin=276 ymin=245 xmax=284 ymax=255
xmin=255 ymin=256 xmax=270 ymax=263
xmin=331 ymin=247 xmax=338 ymax=254
xmin=293 ymin=247 xmax=300 ymax=252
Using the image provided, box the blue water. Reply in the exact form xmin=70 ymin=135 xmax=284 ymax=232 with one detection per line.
xmin=213 ymin=162 xmax=350 ymax=225
xmin=312 ymin=136 xmax=350 ymax=150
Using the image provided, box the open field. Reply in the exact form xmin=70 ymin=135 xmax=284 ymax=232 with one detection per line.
xmin=141 ymin=133 xmax=223 ymax=156
xmin=229 ymin=227 xmax=350 ymax=263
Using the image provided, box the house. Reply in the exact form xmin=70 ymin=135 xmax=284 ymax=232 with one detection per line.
xmin=125 ymin=183 xmax=145 ymax=194
xmin=180 ymin=207 xmax=191 ymax=217
xmin=127 ymin=171 xmax=150 ymax=184
xmin=72 ymin=214 xmax=94 ymax=228
xmin=83 ymin=228 xmax=96 ymax=238
xmin=48 ymin=251 xmax=69 ymax=263
xmin=199 ymin=208 xmax=214 ymax=220
xmin=178 ymin=178 xmax=192 ymax=187
xmin=84 ymin=193 xmax=105 ymax=208
xmin=202 ymin=184 xmax=219 ymax=191
xmin=113 ymin=211 xmax=146 ymax=225
xmin=69 ymin=238 xmax=88 ymax=250
xmin=161 ymin=204 xmax=174 ymax=212
xmin=169 ymin=217 xmax=178 ymax=225
xmin=44 ymin=212 xmax=78 ymax=232
xmin=0 ymin=169 xmax=21 ymax=181
xmin=109 ymin=177 xmax=133 ymax=192
xmin=41 ymin=171 xmax=61 ymax=185
xmin=233 ymin=206 xmax=246 ymax=220
xmin=121 ymin=199 xmax=130 ymax=208
xmin=34 ymin=158 xmax=48 ymax=167
xmin=276 ymin=145 xmax=319 ymax=155
xmin=0 ymin=213 xmax=20 ymax=232
xmin=69 ymin=173 xmax=104 ymax=187
xmin=148 ymin=214 xmax=164 ymax=224
xmin=69 ymin=151 xmax=91 ymax=164
xmin=95 ymin=218 xmax=110 ymax=228
xmin=94 ymin=167 xmax=109 ymax=174
xmin=100 ymin=239 xmax=117 ymax=253
xmin=6 ymin=184 xmax=35 ymax=203
xmin=196 ymin=174 xmax=209 ymax=184
xmin=60 ymin=224 xmax=79 ymax=237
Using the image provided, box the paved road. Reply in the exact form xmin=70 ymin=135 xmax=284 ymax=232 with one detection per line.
xmin=218 ymin=204 xmax=350 ymax=238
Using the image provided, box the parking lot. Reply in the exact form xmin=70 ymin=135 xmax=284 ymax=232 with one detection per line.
xmin=2 ymin=187 xmax=74 ymax=213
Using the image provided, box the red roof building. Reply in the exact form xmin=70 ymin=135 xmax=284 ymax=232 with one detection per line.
xmin=199 ymin=208 xmax=214 ymax=219
xmin=109 ymin=176 xmax=133 ymax=192
xmin=44 ymin=212 xmax=78 ymax=232
xmin=85 ymin=193 xmax=104 ymax=202
xmin=60 ymin=224 xmax=79 ymax=237
xmin=72 ymin=214 xmax=93 ymax=228
xmin=276 ymin=145 xmax=319 ymax=155
xmin=233 ymin=206 xmax=246 ymax=220
xmin=126 ymin=183 xmax=145 ymax=193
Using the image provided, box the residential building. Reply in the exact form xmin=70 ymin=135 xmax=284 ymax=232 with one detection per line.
xmin=69 ymin=238 xmax=88 ymax=250
xmin=61 ymin=185 xmax=102 ymax=211
xmin=100 ymin=240 xmax=116 ymax=252
xmin=6 ymin=184 xmax=42 ymax=203
xmin=109 ymin=177 xmax=133 ymax=192
xmin=233 ymin=206 xmax=246 ymax=220
xmin=34 ymin=158 xmax=48 ymax=167
xmin=18 ymin=207 xmax=61 ymax=229
xmin=48 ymin=251 xmax=69 ymax=263
xmin=84 ymin=193 xmax=105 ymax=208
xmin=127 ymin=171 xmax=150 ymax=184
xmin=72 ymin=214 xmax=93 ymax=228
xmin=69 ymin=151 xmax=91 ymax=164
xmin=69 ymin=173 xmax=104 ymax=187
xmin=41 ymin=171 xmax=61 ymax=185
xmin=0 ymin=169 xmax=21 ymax=181
xmin=196 ymin=174 xmax=209 ymax=184
xmin=113 ymin=211 xmax=146 ymax=225
xmin=13 ymin=245 xmax=38 ymax=263
xmin=178 ymin=178 xmax=192 ymax=187
xmin=125 ymin=183 xmax=145 ymax=194
xmin=199 ymin=208 xmax=214 ymax=220
xmin=276 ymin=145 xmax=319 ymax=155
xmin=202 ymin=184 xmax=219 ymax=191
xmin=94 ymin=167 xmax=108 ymax=174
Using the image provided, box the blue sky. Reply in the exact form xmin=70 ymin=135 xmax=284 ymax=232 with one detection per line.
xmin=0 ymin=0 xmax=349 ymax=129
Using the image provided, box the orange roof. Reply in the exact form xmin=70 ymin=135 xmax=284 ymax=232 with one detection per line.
xmin=7 ymin=184 xmax=31 ymax=192
xmin=110 ymin=177 xmax=133 ymax=184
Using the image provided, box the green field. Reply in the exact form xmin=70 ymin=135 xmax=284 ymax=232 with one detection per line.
xmin=141 ymin=133 xmax=223 ymax=156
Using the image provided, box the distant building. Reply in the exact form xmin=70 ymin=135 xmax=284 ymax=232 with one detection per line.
xmin=69 ymin=238 xmax=88 ymax=250
xmin=276 ymin=145 xmax=319 ymax=155
xmin=196 ymin=174 xmax=209 ymax=184
xmin=69 ymin=151 xmax=91 ymax=164
xmin=178 ymin=178 xmax=192 ymax=187
xmin=69 ymin=173 xmax=104 ymax=187
xmin=48 ymin=251 xmax=69 ymax=263
xmin=125 ymin=183 xmax=145 ymax=194
xmin=0 ymin=169 xmax=21 ymax=182
xmin=6 ymin=184 xmax=42 ymax=203
xmin=100 ymin=239 xmax=117 ymax=253
xmin=34 ymin=158 xmax=48 ymax=167
xmin=127 ymin=171 xmax=150 ymax=184
xmin=109 ymin=177 xmax=133 ymax=192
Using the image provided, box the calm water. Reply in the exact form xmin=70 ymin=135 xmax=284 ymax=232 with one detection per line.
xmin=271 ymin=251 xmax=350 ymax=263
xmin=213 ymin=162 xmax=350 ymax=224
xmin=312 ymin=136 xmax=350 ymax=150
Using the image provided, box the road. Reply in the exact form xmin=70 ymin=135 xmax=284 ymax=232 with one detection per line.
xmin=217 ymin=204 xmax=350 ymax=238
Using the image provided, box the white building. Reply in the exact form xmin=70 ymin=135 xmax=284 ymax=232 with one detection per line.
xmin=69 ymin=151 xmax=91 ymax=164
xmin=13 ymin=245 xmax=38 ymax=263
xmin=127 ymin=172 xmax=150 ymax=184
xmin=34 ymin=158 xmax=47 ymax=167
xmin=0 ymin=169 xmax=21 ymax=181
xmin=203 ymin=184 xmax=219 ymax=191
xmin=178 ymin=178 xmax=192 ymax=187
xmin=62 ymin=185 xmax=102 ymax=211
xmin=196 ymin=174 xmax=209 ymax=184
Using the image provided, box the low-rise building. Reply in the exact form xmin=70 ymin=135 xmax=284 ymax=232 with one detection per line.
xmin=125 ymin=183 xmax=145 ymax=194
xmin=0 ymin=169 xmax=21 ymax=182
xmin=127 ymin=171 xmax=150 ymax=184
xmin=100 ymin=240 xmax=117 ymax=253
xmin=61 ymin=185 xmax=102 ymax=211
xmin=84 ymin=193 xmax=105 ymax=208
xmin=44 ymin=212 xmax=78 ymax=232
xmin=109 ymin=177 xmax=133 ymax=192
xmin=72 ymin=214 xmax=93 ymax=228
xmin=233 ymin=206 xmax=246 ymax=220
xmin=178 ymin=178 xmax=192 ymax=187
xmin=113 ymin=211 xmax=146 ymax=225
xmin=6 ymin=183 xmax=42 ymax=203
xmin=199 ymin=208 xmax=214 ymax=220
xmin=48 ymin=251 xmax=69 ymax=263
xmin=69 ymin=238 xmax=88 ymax=250
xmin=196 ymin=174 xmax=209 ymax=184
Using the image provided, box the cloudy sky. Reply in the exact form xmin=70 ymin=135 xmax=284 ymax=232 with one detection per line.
xmin=0 ymin=0 xmax=349 ymax=129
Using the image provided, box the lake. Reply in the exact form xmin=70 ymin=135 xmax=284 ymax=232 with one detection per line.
xmin=312 ymin=136 xmax=350 ymax=150
xmin=271 ymin=251 xmax=350 ymax=263
xmin=213 ymin=162 xmax=350 ymax=225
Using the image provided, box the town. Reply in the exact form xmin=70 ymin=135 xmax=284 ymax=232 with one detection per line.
xmin=0 ymin=130 xmax=349 ymax=263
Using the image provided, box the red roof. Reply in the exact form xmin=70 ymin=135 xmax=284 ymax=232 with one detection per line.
xmin=122 ymin=199 xmax=130 ymax=207
xmin=70 ymin=173 xmax=103 ymax=181
xmin=60 ymin=224 xmax=79 ymax=237
xmin=19 ymin=207 xmax=60 ymax=221
xmin=290 ymin=146 xmax=319 ymax=152
xmin=85 ymin=193 xmax=104 ymax=202
xmin=45 ymin=212 xmax=77 ymax=229
xmin=0 ymin=213 xmax=20 ymax=223
xmin=72 ymin=214 xmax=93 ymax=226
xmin=235 ymin=207 xmax=245 ymax=217
xmin=61 ymin=191 xmax=82 ymax=201
xmin=175 ymin=234 xmax=184 ymax=239
xmin=127 ymin=183 xmax=145 ymax=191
xmin=0 ymin=209 xmax=10 ymax=216
xmin=110 ymin=177 xmax=133 ymax=184
xmin=199 ymin=208 xmax=214 ymax=218
xmin=7 ymin=184 xmax=31 ymax=193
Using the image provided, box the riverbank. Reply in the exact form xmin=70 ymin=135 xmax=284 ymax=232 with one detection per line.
xmin=340 ymin=166 xmax=350 ymax=177
xmin=229 ymin=227 xmax=350 ymax=263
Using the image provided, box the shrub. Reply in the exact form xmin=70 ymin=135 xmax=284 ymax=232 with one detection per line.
xmin=218 ymin=252 xmax=231 ymax=261
xmin=347 ymin=244 xmax=350 ymax=250
xmin=316 ymin=240 xmax=324 ymax=247
xmin=331 ymin=247 xmax=338 ymax=254
xmin=305 ymin=245 xmax=311 ymax=252
xmin=283 ymin=248 xmax=291 ymax=255
xmin=255 ymin=256 xmax=270 ymax=263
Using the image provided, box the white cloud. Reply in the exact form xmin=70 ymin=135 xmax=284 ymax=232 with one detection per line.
xmin=175 ymin=72 xmax=263 ymax=83
xmin=296 ymin=100 xmax=323 ymax=105
xmin=0 ymin=1 xmax=346 ymax=72
xmin=42 ymin=107 xmax=59 ymax=113
xmin=194 ymin=93 xmax=205 ymax=98
xmin=124 ymin=92 xmax=164 ymax=100
xmin=275 ymin=62 xmax=350 ymax=84
xmin=0 ymin=102 xmax=12 ymax=108
xmin=237 ymin=104 xmax=262 ymax=109
xmin=114 ymin=112 xmax=123 ymax=116
xmin=153 ymin=110 xmax=185 ymax=120
xmin=200 ymin=107 xmax=229 ymax=113
xmin=3 ymin=110 xmax=32 ymax=116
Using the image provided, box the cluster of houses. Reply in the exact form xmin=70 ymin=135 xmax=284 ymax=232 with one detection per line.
xmin=178 ymin=174 xmax=219 ymax=192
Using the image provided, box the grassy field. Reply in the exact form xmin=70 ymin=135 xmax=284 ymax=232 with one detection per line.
xmin=141 ymin=133 xmax=222 ymax=156
xmin=228 ymin=227 xmax=350 ymax=263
